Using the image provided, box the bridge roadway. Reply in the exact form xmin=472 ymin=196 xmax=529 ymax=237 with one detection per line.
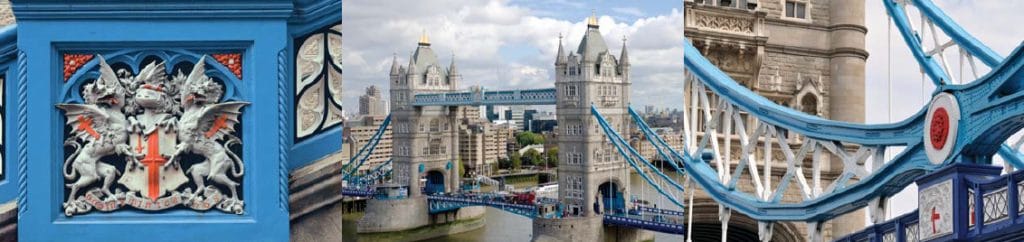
xmin=341 ymin=187 xmax=686 ymax=235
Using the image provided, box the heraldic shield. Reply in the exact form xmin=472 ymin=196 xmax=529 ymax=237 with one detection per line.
xmin=57 ymin=54 xmax=249 ymax=216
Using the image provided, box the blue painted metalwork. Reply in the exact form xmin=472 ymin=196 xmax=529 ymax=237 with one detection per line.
xmin=834 ymin=211 xmax=919 ymax=242
xmin=427 ymin=195 xmax=539 ymax=218
xmin=591 ymin=105 xmax=687 ymax=209
xmin=603 ymin=214 xmax=685 ymax=235
xmin=348 ymin=159 xmax=392 ymax=185
xmin=636 ymin=206 xmax=686 ymax=217
xmin=628 ymin=106 xmax=687 ymax=175
xmin=885 ymin=0 xmax=1024 ymax=170
xmin=287 ymin=0 xmax=342 ymax=170
xmin=412 ymin=87 xmax=556 ymax=106
xmin=908 ymin=0 xmax=1001 ymax=67
xmin=840 ymin=163 xmax=1024 ymax=241
xmin=341 ymin=114 xmax=392 ymax=178
xmin=0 ymin=25 xmax=18 ymax=205
xmin=683 ymin=39 xmax=940 ymax=221
xmin=342 ymin=187 xmax=375 ymax=197
xmin=9 ymin=1 xmax=340 ymax=240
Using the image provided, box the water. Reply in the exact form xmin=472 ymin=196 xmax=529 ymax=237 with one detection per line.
xmin=343 ymin=172 xmax=687 ymax=241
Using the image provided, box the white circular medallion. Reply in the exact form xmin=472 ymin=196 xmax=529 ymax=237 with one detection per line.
xmin=924 ymin=92 xmax=960 ymax=164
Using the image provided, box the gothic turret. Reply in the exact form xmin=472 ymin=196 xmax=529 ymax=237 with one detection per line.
xmin=406 ymin=51 xmax=418 ymax=86
xmin=556 ymin=34 xmax=567 ymax=65
xmin=447 ymin=54 xmax=460 ymax=89
xmin=619 ymin=38 xmax=629 ymax=67
xmin=389 ymin=53 xmax=401 ymax=80
xmin=555 ymin=35 xmax=567 ymax=79
xmin=619 ymin=37 xmax=630 ymax=82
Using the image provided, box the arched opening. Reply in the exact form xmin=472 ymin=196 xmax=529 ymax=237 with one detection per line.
xmin=801 ymin=94 xmax=818 ymax=115
xmin=597 ymin=181 xmax=624 ymax=215
xmin=424 ymin=170 xmax=446 ymax=195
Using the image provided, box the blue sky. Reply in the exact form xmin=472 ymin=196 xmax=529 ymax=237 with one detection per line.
xmin=342 ymin=0 xmax=684 ymax=114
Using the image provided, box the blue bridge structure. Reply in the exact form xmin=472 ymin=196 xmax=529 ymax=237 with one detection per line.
xmin=0 ymin=0 xmax=343 ymax=241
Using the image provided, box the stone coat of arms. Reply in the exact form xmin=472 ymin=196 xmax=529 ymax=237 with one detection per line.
xmin=57 ymin=55 xmax=248 ymax=216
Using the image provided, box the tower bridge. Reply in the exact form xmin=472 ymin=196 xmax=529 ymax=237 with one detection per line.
xmin=343 ymin=0 xmax=1024 ymax=241
xmin=345 ymin=12 xmax=691 ymax=241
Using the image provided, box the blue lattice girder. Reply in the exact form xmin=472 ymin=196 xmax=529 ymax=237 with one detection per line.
xmin=684 ymin=41 xmax=924 ymax=146
xmin=412 ymin=87 xmax=556 ymax=106
xmin=603 ymin=214 xmax=685 ymax=235
xmin=683 ymin=39 xmax=941 ymax=221
xmin=426 ymin=195 xmax=537 ymax=218
xmin=939 ymin=43 xmax=1024 ymax=159
xmin=341 ymin=114 xmax=392 ymax=178
xmin=591 ymin=105 xmax=687 ymax=209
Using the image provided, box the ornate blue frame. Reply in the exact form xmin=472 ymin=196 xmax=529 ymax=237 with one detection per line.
xmin=286 ymin=0 xmax=342 ymax=170
xmin=12 ymin=1 xmax=303 ymax=240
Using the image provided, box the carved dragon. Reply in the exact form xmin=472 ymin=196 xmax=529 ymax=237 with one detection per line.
xmin=168 ymin=56 xmax=248 ymax=214
xmin=57 ymin=55 xmax=136 ymax=215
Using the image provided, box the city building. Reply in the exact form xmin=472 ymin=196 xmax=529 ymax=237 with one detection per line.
xmin=629 ymin=127 xmax=684 ymax=162
xmin=528 ymin=111 xmax=557 ymax=133
xmin=358 ymin=85 xmax=389 ymax=116
xmin=455 ymin=104 xmax=511 ymax=176
xmin=685 ymin=0 xmax=867 ymax=240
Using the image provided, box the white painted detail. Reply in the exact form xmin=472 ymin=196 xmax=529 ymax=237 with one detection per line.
xmin=924 ymin=92 xmax=960 ymax=164
xmin=919 ymin=179 xmax=953 ymax=240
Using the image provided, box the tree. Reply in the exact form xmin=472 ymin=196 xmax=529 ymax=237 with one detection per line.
xmin=524 ymin=148 xmax=543 ymax=167
xmin=545 ymin=147 xmax=559 ymax=168
xmin=498 ymin=157 xmax=510 ymax=170
xmin=510 ymin=151 xmax=522 ymax=171
xmin=516 ymin=131 xmax=546 ymax=146
xmin=457 ymin=159 xmax=466 ymax=178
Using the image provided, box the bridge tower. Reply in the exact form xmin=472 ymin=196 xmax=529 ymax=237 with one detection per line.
xmin=389 ymin=32 xmax=462 ymax=197
xmin=684 ymin=0 xmax=867 ymax=240
xmin=358 ymin=32 xmax=484 ymax=235
xmin=554 ymin=12 xmax=632 ymax=218
xmin=533 ymin=13 xmax=652 ymax=242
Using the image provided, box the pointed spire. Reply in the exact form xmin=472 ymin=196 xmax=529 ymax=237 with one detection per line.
xmin=587 ymin=9 xmax=599 ymax=28
xmin=407 ymin=51 xmax=417 ymax=73
xmin=418 ymin=29 xmax=430 ymax=46
xmin=620 ymin=36 xmax=629 ymax=66
xmin=556 ymin=33 xmax=567 ymax=65
xmin=448 ymin=52 xmax=459 ymax=76
xmin=390 ymin=52 xmax=400 ymax=76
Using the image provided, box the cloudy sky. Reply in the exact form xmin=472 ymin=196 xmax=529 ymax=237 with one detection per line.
xmin=342 ymin=0 xmax=684 ymax=112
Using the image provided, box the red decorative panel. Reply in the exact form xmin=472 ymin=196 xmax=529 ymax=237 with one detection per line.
xmin=213 ymin=53 xmax=242 ymax=79
xmin=63 ymin=54 xmax=94 ymax=81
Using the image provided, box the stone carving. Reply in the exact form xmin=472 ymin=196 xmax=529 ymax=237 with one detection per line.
xmin=58 ymin=55 xmax=248 ymax=216
xmin=695 ymin=14 xmax=755 ymax=34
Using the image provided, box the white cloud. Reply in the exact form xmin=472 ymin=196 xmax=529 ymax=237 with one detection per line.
xmin=342 ymin=0 xmax=683 ymax=111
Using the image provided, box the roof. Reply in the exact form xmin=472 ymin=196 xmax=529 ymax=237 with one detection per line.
xmin=576 ymin=27 xmax=609 ymax=62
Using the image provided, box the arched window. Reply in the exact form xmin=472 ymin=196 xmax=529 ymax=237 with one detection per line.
xmin=801 ymin=94 xmax=818 ymax=115
xmin=430 ymin=119 xmax=440 ymax=132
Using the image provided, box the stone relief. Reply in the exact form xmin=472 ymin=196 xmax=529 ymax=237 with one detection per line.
xmin=58 ymin=55 xmax=248 ymax=216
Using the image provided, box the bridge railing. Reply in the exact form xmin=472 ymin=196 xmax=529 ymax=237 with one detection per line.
xmin=963 ymin=167 xmax=1024 ymax=239
xmin=834 ymin=211 xmax=919 ymax=242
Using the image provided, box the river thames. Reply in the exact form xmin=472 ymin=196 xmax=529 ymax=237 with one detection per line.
xmin=342 ymin=172 xmax=687 ymax=241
